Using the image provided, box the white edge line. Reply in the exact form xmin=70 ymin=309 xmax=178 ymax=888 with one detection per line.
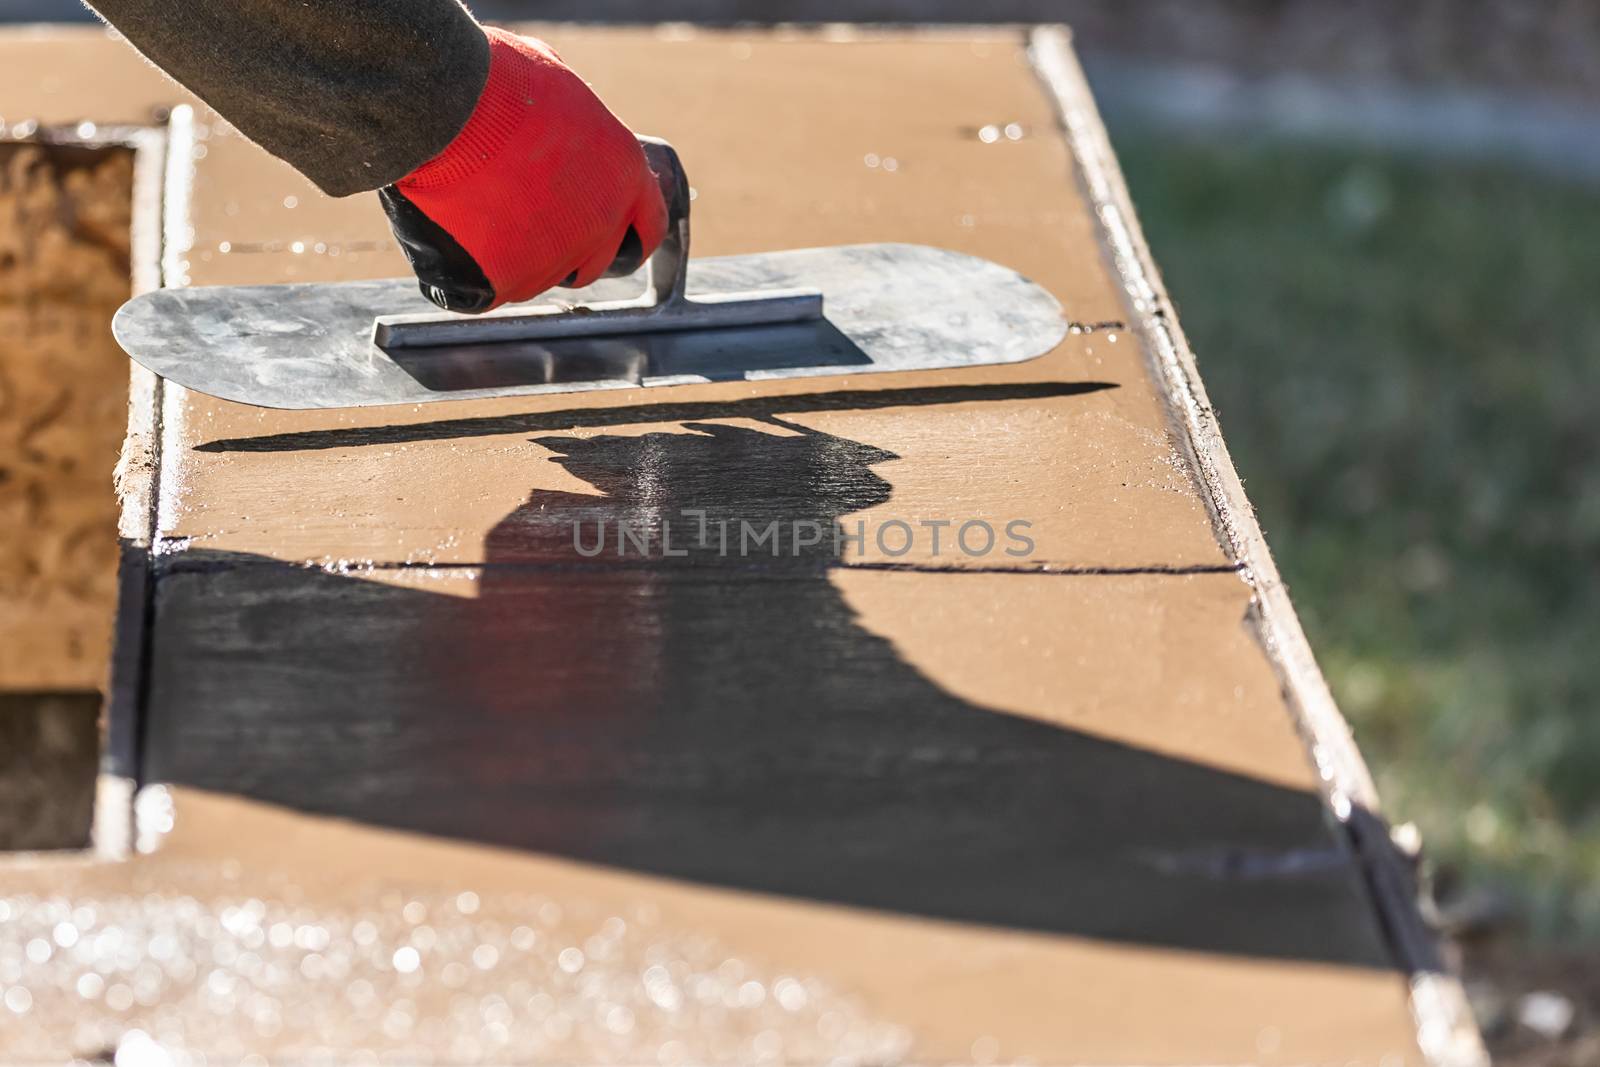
xmin=97 ymin=107 xmax=195 ymax=860
xmin=153 ymin=106 xmax=195 ymax=541
xmin=97 ymin=122 xmax=169 ymax=861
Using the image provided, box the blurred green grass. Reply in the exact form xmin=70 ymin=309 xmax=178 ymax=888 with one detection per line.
xmin=1109 ymin=129 xmax=1600 ymax=937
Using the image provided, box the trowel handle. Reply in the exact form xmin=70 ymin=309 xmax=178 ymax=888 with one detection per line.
xmin=640 ymin=137 xmax=691 ymax=231
xmin=600 ymin=136 xmax=690 ymax=306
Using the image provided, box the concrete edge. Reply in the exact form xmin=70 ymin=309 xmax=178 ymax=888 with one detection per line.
xmin=96 ymin=108 xmax=193 ymax=860
xmin=1026 ymin=24 xmax=1489 ymax=1067
xmin=98 ymin=123 xmax=166 ymax=859
xmin=0 ymin=121 xmax=162 ymax=860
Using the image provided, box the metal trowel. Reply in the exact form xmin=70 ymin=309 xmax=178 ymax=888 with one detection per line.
xmin=112 ymin=139 xmax=1068 ymax=409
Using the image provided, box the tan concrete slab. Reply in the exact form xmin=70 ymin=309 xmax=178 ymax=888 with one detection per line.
xmin=180 ymin=126 xmax=402 ymax=286
xmin=148 ymin=28 xmax=1224 ymax=571
xmin=0 ymin=26 xmax=196 ymax=127
xmin=141 ymin=562 xmax=1329 ymax=821
xmin=161 ymin=362 xmax=1224 ymax=570
xmin=832 ymin=567 xmax=1317 ymax=789
xmin=1 ymin=785 xmax=1422 ymax=1066
xmin=0 ymin=23 xmax=1455 ymax=1065
xmin=176 ymin=28 xmax=1130 ymax=316
xmin=61 ymin=561 xmax=1414 ymax=1063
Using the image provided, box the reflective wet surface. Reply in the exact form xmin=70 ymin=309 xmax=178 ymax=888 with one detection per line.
xmin=0 ymin=883 xmax=910 ymax=1064
xmin=0 ymin=24 xmax=1431 ymax=1066
xmin=143 ymin=417 xmax=1391 ymax=966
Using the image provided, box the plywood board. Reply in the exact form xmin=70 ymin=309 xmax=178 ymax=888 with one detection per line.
xmin=0 ymin=142 xmax=133 ymax=689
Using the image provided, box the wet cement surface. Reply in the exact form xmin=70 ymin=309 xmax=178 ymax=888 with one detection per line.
xmin=0 ymin=25 xmax=1428 ymax=1064
xmin=145 ymin=563 xmax=1381 ymax=969
xmin=0 ymin=785 xmax=1428 ymax=1064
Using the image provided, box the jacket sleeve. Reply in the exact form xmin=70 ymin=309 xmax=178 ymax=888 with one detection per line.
xmin=83 ymin=0 xmax=490 ymax=196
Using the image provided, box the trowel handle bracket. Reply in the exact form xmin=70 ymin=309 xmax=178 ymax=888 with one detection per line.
xmin=372 ymin=137 xmax=823 ymax=351
xmin=638 ymin=137 xmax=691 ymax=308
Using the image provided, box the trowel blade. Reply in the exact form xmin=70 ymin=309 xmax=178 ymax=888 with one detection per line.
xmin=111 ymin=243 xmax=1068 ymax=410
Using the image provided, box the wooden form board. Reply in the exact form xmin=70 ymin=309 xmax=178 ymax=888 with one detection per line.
xmin=0 ymin=24 xmax=1483 ymax=1067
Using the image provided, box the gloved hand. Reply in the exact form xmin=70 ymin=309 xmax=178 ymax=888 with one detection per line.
xmin=379 ymin=27 xmax=668 ymax=314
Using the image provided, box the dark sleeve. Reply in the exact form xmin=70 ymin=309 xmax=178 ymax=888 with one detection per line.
xmin=83 ymin=0 xmax=490 ymax=196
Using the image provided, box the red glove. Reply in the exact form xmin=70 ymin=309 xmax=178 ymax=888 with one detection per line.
xmin=379 ymin=28 xmax=668 ymax=313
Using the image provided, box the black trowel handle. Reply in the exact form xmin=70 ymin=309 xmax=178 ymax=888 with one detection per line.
xmin=601 ymin=136 xmax=690 ymax=284
xmin=641 ymin=137 xmax=691 ymax=231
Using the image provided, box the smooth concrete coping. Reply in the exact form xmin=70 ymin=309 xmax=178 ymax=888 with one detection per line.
xmin=0 ymin=23 xmax=1483 ymax=1067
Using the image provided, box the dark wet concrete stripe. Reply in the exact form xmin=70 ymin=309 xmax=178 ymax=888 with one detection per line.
xmin=140 ymin=558 xmax=1396 ymax=968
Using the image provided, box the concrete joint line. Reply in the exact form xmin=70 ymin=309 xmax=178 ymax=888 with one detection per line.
xmin=147 ymin=554 xmax=1246 ymax=579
